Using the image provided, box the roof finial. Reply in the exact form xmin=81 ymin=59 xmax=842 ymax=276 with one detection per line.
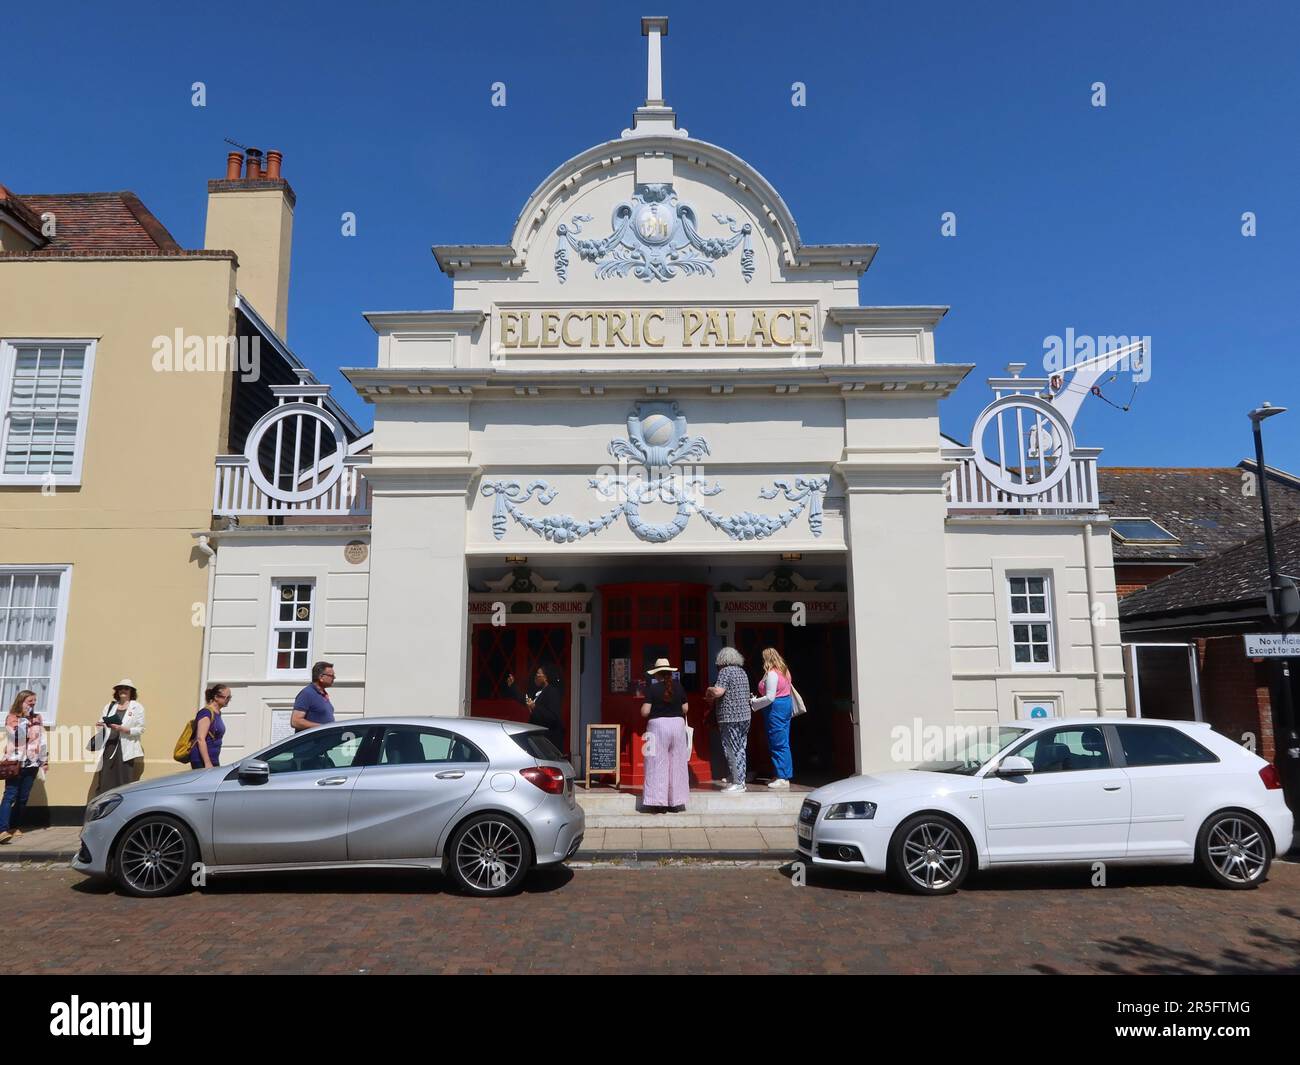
xmin=623 ymin=16 xmax=688 ymax=139
xmin=643 ymin=16 xmax=668 ymax=106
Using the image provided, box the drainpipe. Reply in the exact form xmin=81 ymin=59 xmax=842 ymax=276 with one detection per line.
xmin=195 ymin=535 xmax=217 ymax=707
xmin=1082 ymin=522 xmax=1108 ymax=713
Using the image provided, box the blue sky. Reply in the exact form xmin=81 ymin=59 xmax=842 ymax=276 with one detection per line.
xmin=6 ymin=0 xmax=1298 ymax=469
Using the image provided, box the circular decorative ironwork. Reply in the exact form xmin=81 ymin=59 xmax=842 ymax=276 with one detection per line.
xmin=970 ymin=394 xmax=1075 ymax=497
xmin=243 ymin=403 xmax=348 ymax=505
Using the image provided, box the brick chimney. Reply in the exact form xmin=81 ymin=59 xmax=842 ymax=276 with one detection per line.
xmin=204 ymin=146 xmax=295 ymax=337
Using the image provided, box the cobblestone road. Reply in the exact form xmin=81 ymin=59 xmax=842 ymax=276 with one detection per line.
xmin=11 ymin=858 xmax=1299 ymax=974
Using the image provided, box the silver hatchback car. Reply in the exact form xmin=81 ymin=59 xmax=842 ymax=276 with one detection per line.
xmin=73 ymin=717 xmax=584 ymax=897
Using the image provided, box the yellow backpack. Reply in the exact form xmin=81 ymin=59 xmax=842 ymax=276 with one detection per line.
xmin=173 ymin=709 xmax=215 ymax=763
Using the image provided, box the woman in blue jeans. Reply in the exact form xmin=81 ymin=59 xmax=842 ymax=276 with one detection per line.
xmin=749 ymin=647 xmax=794 ymax=789
xmin=1 ymin=690 xmax=48 ymax=843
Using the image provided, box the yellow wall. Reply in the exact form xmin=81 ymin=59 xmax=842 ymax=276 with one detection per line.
xmin=0 ymin=256 xmax=236 ymax=806
xmin=204 ymin=189 xmax=293 ymax=337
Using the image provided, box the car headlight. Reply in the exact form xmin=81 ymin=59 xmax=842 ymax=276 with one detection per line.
xmin=87 ymin=794 xmax=123 ymax=822
xmin=825 ymin=801 xmax=877 ymax=820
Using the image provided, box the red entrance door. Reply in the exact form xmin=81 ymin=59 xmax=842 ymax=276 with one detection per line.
xmin=470 ymin=623 xmax=572 ymax=752
xmin=601 ymin=582 xmax=712 ymax=787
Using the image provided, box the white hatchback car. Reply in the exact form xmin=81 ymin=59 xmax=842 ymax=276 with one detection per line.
xmin=796 ymin=717 xmax=1293 ymax=895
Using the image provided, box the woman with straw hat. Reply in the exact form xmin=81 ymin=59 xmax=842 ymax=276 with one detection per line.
xmin=91 ymin=678 xmax=145 ymax=798
xmin=640 ymin=658 xmax=689 ymax=812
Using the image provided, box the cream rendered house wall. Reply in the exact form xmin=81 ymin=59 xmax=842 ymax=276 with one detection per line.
xmin=945 ymin=517 xmax=1126 ymax=732
xmin=0 ymin=256 xmax=236 ymax=807
xmin=202 ymin=531 xmax=369 ymax=761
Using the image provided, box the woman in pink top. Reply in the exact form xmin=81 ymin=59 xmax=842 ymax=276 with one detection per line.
xmin=749 ymin=648 xmax=794 ymax=789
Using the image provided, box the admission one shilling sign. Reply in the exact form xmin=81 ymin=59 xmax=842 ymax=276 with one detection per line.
xmin=1243 ymin=633 xmax=1300 ymax=658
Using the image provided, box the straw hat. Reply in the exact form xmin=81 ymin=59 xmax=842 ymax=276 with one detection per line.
xmin=646 ymin=658 xmax=677 ymax=676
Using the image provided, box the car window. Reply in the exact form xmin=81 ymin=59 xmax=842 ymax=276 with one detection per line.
xmin=511 ymin=732 xmax=565 ymax=761
xmin=265 ymin=727 xmax=370 ymax=775
xmin=378 ymin=726 xmax=486 ymax=765
xmin=1011 ymin=726 xmax=1111 ymax=773
xmin=1117 ymin=725 xmax=1217 ymax=767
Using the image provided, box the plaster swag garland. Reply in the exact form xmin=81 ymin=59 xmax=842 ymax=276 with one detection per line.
xmin=481 ymin=474 xmax=829 ymax=545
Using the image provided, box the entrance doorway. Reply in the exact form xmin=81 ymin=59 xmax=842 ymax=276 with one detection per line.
xmin=600 ymin=582 xmax=712 ymax=786
xmin=734 ymin=621 xmax=855 ymax=783
xmin=470 ymin=623 xmax=572 ymax=752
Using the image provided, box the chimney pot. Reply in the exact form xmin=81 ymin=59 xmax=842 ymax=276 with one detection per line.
xmin=265 ymin=150 xmax=283 ymax=180
xmin=244 ymin=148 xmax=263 ymax=180
xmin=224 ymin=151 xmax=243 ymax=180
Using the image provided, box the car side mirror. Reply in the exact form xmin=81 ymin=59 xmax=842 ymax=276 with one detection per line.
xmin=238 ymin=759 xmax=270 ymax=785
xmin=995 ymin=755 xmax=1034 ymax=777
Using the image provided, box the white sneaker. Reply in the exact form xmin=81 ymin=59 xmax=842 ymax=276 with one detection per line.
xmin=722 ymin=782 xmax=746 ymax=793
xmin=766 ymin=778 xmax=790 ymax=790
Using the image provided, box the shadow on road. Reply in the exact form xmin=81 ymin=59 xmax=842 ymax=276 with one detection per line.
xmin=1032 ymin=907 xmax=1300 ymax=975
xmin=69 ymin=864 xmax=575 ymax=898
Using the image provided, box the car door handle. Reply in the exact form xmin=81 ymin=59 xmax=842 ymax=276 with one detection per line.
xmin=435 ymin=770 xmax=465 ymax=780
xmin=316 ymin=776 xmax=349 ymax=786
xmin=1103 ymin=785 xmax=1123 ymax=791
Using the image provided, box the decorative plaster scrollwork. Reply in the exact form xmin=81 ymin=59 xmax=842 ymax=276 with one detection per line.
xmin=555 ymin=183 xmax=753 ymax=284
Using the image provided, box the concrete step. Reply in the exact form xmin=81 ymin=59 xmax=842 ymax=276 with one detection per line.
xmin=576 ymin=787 xmax=805 ymax=829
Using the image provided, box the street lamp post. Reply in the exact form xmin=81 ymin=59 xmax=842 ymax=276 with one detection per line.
xmin=1248 ymin=404 xmax=1299 ymax=792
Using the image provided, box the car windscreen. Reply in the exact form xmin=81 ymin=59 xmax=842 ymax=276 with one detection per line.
xmin=912 ymin=725 xmax=1030 ymax=775
xmin=511 ymin=732 xmax=565 ymax=762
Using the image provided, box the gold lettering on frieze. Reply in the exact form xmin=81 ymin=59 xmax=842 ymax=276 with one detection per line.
xmin=495 ymin=307 xmax=818 ymax=351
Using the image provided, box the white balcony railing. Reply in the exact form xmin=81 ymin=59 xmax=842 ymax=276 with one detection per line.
xmin=212 ymin=387 xmax=371 ymax=519
xmin=943 ymin=446 xmax=1101 ymax=512
xmin=213 ymin=454 xmax=371 ymax=517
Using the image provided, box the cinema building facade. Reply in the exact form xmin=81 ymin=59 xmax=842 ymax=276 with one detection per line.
xmin=199 ymin=21 xmax=1126 ymax=783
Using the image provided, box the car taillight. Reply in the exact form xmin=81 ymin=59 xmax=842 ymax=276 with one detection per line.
xmin=520 ymin=766 xmax=565 ymax=794
xmin=1259 ymin=764 xmax=1283 ymax=790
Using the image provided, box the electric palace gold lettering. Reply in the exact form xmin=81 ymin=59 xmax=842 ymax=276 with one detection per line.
xmin=497 ymin=307 xmax=815 ymax=350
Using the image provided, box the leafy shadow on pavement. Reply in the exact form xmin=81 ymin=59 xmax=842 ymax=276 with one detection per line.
xmin=1032 ymin=907 xmax=1300 ymax=975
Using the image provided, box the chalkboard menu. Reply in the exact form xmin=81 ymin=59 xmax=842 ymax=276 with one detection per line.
xmin=584 ymin=723 xmax=621 ymax=788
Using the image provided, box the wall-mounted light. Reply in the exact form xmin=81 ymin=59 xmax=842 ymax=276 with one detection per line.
xmin=506 ymin=555 xmax=528 ymax=565
xmin=781 ymin=553 xmax=802 ymax=562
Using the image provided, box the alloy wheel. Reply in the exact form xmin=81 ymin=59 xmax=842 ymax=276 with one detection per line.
xmin=455 ymin=819 xmax=524 ymax=892
xmin=119 ymin=820 xmax=188 ymax=893
xmin=1206 ymin=817 xmax=1267 ymax=884
xmin=901 ymin=821 xmax=965 ymax=891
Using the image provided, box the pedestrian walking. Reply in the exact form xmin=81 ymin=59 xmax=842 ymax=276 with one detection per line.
xmin=91 ymin=679 xmax=145 ymax=798
xmin=0 ymin=690 xmax=47 ymax=843
xmin=190 ymin=684 xmax=230 ymax=769
xmin=640 ymin=658 xmax=689 ymax=811
xmin=706 ymin=646 xmax=751 ymax=792
xmin=749 ymin=648 xmax=794 ymax=789
xmin=291 ymin=661 xmax=335 ymax=730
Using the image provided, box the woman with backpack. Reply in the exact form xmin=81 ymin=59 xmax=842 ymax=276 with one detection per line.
xmin=91 ymin=679 xmax=145 ymax=798
xmin=189 ymin=684 xmax=230 ymax=769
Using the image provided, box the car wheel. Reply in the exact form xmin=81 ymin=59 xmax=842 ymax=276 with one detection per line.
xmin=113 ymin=815 xmax=197 ymax=898
xmin=1197 ymin=810 xmax=1271 ymax=889
xmin=888 ymin=813 xmax=971 ymax=895
xmin=448 ymin=813 xmax=534 ymax=897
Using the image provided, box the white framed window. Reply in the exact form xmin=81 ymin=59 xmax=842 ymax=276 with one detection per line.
xmin=0 ymin=566 xmax=72 ymax=723
xmin=268 ymin=579 xmax=315 ymax=678
xmin=0 ymin=340 xmax=97 ymax=486
xmin=1007 ymin=574 xmax=1054 ymax=670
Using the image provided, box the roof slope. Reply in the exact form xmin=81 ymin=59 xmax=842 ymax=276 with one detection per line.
xmin=2 ymin=191 xmax=181 ymax=252
xmin=1119 ymin=517 xmax=1300 ymax=621
xmin=1099 ymin=466 xmax=1300 ymax=562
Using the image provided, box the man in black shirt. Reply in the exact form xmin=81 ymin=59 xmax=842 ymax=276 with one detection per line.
xmin=505 ymin=667 xmax=565 ymax=754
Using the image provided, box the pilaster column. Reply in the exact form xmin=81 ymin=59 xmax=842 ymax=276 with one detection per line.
xmin=837 ymin=457 xmax=956 ymax=772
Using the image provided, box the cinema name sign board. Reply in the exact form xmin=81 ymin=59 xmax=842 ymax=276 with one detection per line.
xmin=494 ymin=303 xmax=820 ymax=353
